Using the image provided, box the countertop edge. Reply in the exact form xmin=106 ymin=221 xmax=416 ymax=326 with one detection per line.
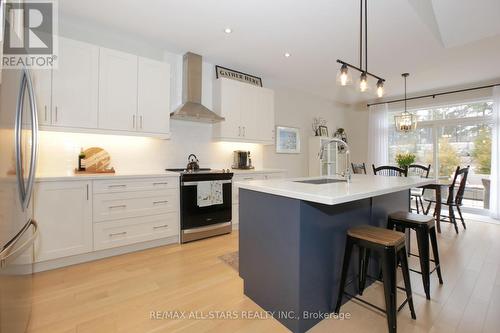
xmin=237 ymin=178 xmax=435 ymax=206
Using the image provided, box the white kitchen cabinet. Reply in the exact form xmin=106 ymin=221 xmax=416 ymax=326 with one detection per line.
xmin=31 ymin=69 xmax=52 ymax=126
xmin=51 ymin=38 xmax=99 ymax=128
xmin=98 ymin=47 xmax=138 ymax=131
xmin=213 ymin=78 xmax=275 ymax=144
xmin=137 ymin=57 xmax=171 ymax=134
xmin=33 ymin=181 xmax=93 ymax=262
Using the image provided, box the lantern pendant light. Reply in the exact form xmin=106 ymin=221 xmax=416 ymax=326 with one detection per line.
xmin=394 ymin=73 xmax=417 ymax=132
xmin=336 ymin=0 xmax=385 ymax=96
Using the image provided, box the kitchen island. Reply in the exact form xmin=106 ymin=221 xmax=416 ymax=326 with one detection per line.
xmin=237 ymin=174 xmax=433 ymax=333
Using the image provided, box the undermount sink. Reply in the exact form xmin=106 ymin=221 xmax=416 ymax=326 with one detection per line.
xmin=294 ymin=178 xmax=347 ymax=185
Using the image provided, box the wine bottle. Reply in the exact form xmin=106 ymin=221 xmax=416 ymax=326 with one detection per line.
xmin=78 ymin=148 xmax=86 ymax=171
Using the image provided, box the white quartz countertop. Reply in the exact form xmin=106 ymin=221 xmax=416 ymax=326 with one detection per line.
xmin=35 ymin=170 xmax=180 ymax=182
xmin=236 ymin=174 xmax=434 ymax=206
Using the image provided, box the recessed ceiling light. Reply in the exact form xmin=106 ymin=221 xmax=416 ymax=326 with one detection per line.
xmin=224 ymin=28 xmax=232 ymax=34
xmin=284 ymin=52 xmax=291 ymax=58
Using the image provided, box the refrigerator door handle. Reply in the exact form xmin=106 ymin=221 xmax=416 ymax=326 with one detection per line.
xmin=14 ymin=69 xmax=27 ymax=207
xmin=14 ymin=68 xmax=39 ymax=210
xmin=0 ymin=219 xmax=39 ymax=269
xmin=24 ymin=68 xmax=39 ymax=209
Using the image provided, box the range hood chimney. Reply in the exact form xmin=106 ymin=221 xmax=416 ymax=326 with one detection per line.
xmin=170 ymin=52 xmax=224 ymax=123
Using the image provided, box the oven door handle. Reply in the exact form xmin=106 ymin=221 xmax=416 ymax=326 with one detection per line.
xmin=182 ymin=180 xmax=232 ymax=186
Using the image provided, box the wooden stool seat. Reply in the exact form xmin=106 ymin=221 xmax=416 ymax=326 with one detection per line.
xmin=388 ymin=212 xmax=435 ymax=227
xmin=335 ymin=225 xmax=416 ymax=333
xmin=347 ymin=225 xmax=405 ymax=247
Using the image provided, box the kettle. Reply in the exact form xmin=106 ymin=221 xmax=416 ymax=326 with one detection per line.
xmin=186 ymin=154 xmax=200 ymax=172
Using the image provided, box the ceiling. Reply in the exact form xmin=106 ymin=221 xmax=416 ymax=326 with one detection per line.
xmin=59 ymin=0 xmax=500 ymax=104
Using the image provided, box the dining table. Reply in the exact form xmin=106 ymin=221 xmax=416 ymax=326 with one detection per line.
xmin=419 ymin=179 xmax=452 ymax=233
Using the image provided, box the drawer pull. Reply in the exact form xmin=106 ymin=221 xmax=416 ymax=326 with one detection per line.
xmin=108 ymin=204 xmax=127 ymax=209
xmin=153 ymin=200 xmax=168 ymax=205
xmin=243 ymin=177 xmax=254 ymax=180
xmin=153 ymin=225 xmax=169 ymax=230
xmin=153 ymin=182 xmax=169 ymax=186
xmin=109 ymin=231 xmax=127 ymax=237
xmin=108 ymin=184 xmax=127 ymax=188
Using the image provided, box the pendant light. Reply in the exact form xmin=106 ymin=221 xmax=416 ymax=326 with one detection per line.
xmin=394 ymin=73 xmax=417 ymax=132
xmin=336 ymin=0 xmax=385 ymax=96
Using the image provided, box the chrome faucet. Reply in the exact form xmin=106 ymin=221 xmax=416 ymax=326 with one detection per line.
xmin=318 ymin=138 xmax=352 ymax=183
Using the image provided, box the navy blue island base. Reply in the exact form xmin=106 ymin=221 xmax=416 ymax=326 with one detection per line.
xmin=239 ymin=188 xmax=410 ymax=333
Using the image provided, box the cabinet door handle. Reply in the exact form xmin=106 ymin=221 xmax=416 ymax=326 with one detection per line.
xmin=243 ymin=177 xmax=254 ymax=180
xmin=109 ymin=231 xmax=127 ymax=237
xmin=140 ymin=115 xmax=143 ymax=129
xmin=238 ymin=126 xmax=241 ymax=137
xmin=108 ymin=204 xmax=127 ymax=209
xmin=44 ymin=105 xmax=48 ymax=122
xmin=86 ymin=184 xmax=89 ymax=200
xmin=153 ymin=182 xmax=168 ymax=186
xmin=55 ymin=106 xmax=58 ymax=123
xmin=153 ymin=200 xmax=168 ymax=205
xmin=108 ymin=184 xmax=126 ymax=188
xmin=133 ymin=115 xmax=136 ymax=129
xmin=153 ymin=225 xmax=169 ymax=230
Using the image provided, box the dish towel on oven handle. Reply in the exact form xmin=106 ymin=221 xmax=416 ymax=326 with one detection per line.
xmin=197 ymin=181 xmax=224 ymax=207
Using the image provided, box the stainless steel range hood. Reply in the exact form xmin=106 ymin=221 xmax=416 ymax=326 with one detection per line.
xmin=170 ymin=52 xmax=224 ymax=123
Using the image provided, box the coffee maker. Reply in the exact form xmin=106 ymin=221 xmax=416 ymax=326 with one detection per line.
xmin=232 ymin=150 xmax=254 ymax=169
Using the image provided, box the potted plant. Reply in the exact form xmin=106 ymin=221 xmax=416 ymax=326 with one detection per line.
xmin=395 ymin=152 xmax=416 ymax=170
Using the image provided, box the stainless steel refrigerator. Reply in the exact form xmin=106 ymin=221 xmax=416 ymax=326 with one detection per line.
xmin=0 ymin=63 xmax=40 ymax=332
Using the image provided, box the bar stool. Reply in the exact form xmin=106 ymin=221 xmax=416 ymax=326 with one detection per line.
xmin=388 ymin=212 xmax=443 ymax=300
xmin=334 ymin=225 xmax=416 ymax=333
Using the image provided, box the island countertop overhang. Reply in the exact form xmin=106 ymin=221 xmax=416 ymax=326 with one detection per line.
xmin=236 ymin=174 xmax=434 ymax=206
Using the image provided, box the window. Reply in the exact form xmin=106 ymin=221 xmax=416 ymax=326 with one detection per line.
xmin=388 ymin=101 xmax=493 ymax=211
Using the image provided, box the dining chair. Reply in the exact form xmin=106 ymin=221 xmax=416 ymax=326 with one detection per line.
xmin=408 ymin=164 xmax=431 ymax=214
xmin=351 ymin=162 xmax=367 ymax=175
xmin=424 ymin=166 xmax=469 ymax=233
xmin=372 ymin=165 xmax=408 ymax=177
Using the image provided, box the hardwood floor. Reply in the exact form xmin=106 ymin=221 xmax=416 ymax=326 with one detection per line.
xmin=28 ymin=220 xmax=500 ymax=333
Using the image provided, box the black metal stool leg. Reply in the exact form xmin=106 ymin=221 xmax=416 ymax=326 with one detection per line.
xmin=334 ymin=237 xmax=354 ymax=313
xmin=456 ymin=205 xmax=466 ymax=229
xmin=429 ymin=227 xmax=443 ymax=284
xmin=381 ymin=248 xmax=397 ymax=333
xmin=415 ymin=227 xmax=431 ymax=300
xmin=398 ymin=248 xmax=416 ymax=319
xmin=358 ymin=248 xmax=370 ymax=295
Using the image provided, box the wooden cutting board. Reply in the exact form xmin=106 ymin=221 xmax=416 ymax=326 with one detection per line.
xmin=82 ymin=147 xmax=112 ymax=172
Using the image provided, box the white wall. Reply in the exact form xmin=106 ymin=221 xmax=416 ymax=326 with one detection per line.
xmin=262 ymin=81 xmax=348 ymax=177
xmin=35 ymin=16 xmax=348 ymax=177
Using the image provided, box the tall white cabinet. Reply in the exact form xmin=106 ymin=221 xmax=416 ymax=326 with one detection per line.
xmin=137 ymin=57 xmax=171 ymax=134
xmin=98 ymin=48 xmax=138 ymax=131
xmin=213 ymin=78 xmax=275 ymax=144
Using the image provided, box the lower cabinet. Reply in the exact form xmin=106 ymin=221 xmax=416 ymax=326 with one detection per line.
xmin=33 ymin=176 xmax=180 ymax=266
xmin=34 ymin=181 xmax=93 ymax=262
xmin=93 ymin=213 xmax=179 ymax=250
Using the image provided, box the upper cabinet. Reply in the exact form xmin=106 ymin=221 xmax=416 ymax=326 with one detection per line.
xmin=98 ymin=48 xmax=138 ymax=131
xmin=52 ymin=38 xmax=99 ymax=128
xmin=31 ymin=37 xmax=171 ymax=138
xmin=213 ymin=78 xmax=275 ymax=144
xmin=137 ymin=57 xmax=171 ymax=134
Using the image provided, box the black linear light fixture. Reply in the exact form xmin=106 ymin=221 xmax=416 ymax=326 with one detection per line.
xmin=336 ymin=0 xmax=386 ymax=97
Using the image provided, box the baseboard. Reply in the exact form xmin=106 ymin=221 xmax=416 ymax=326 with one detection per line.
xmin=33 ymin=235 xmax=179 ymax=273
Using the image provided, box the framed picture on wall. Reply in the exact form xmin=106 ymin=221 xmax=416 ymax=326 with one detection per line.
xmin=276 ymin=126 xmax=301 ymax=154
xmin=318 ymin=125 xmax=329 ymax=137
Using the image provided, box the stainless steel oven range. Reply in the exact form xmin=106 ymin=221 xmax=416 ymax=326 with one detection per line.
xmin=166 ymin=168 xmax=233 ymax=243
